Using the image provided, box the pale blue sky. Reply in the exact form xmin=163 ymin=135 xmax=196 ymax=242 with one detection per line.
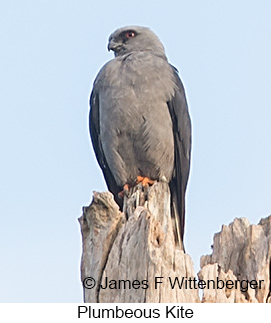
xmin=0 ymin=0 xmax=270 ymax=302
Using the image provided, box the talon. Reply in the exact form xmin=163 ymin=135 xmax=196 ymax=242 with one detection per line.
xmin=118 ymin=184 xmax=129 ymax=198
xmin=136 ymin=176 xmax=155 ymax=187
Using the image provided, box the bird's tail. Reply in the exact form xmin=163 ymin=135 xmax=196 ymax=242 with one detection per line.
xmin=170 ymin=184 xmax=185 ymax=251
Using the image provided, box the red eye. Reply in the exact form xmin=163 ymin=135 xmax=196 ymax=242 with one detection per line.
xmin=126 ymin=31 xmax=135 ymax=38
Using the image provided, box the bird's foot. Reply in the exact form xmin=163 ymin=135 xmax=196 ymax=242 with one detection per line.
xmin=118 ymin=178 xmax=155 ymax=198
xmin=118 ymin=184 xmax=129 ymax=198
xmin=136 ymin=176 xmax=155 ymax=187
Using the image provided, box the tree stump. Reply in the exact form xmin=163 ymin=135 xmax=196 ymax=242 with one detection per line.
xmin=79 ymin=182 xmax=199 ymax=303
xmin=199 ymin=216 xmax=271 ymax=303
xmin=79 ymin=184 xmax=271 ymax=303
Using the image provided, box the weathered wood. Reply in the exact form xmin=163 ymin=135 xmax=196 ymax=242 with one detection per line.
xmin=199 ymin=216 xmax=271 ymax=303
xmin=79 ymin=182 xmax=199 ymax=303
xmin=78 ymin=191 xmax=125 ymax=302
xmin=79 ymin=185 xmax=271 ymax=303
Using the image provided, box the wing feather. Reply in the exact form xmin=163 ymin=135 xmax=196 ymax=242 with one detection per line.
xmin=89 ymin=90 xmax=123 ymax=208
xmin=168 ymin=67 xmax=192 ymax=247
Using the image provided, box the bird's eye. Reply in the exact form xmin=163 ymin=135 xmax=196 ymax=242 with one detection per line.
xmin=126 ymin=31 xmax=135 ymax=38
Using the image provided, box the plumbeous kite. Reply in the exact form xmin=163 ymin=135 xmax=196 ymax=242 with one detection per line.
xmin=89 ymin=26 xmax=191 ymax=247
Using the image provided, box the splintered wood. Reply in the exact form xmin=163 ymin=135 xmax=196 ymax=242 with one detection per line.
xmin=79 ymin=182 xmax=199 ymax=303
xmin=199 ymin=216 xmax=271 ymax=303
xmin=79 ymin=183 xmax=271 ymax=303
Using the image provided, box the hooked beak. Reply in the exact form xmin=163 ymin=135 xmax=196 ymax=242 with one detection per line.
xmin=107 ymin=39 xmax=122 ymax=52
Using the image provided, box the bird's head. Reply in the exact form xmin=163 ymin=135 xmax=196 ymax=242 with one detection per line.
xmin=107 ymin=26 xmax=166 ymax=58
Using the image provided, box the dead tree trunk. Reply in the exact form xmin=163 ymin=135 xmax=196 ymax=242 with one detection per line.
xmin=79 ymin=183 xmax=271 ymax=303
xmin=199 ymin=216 xmax=271 ymax=303
xmin=79 ymin=182 xmax=199 ymax=303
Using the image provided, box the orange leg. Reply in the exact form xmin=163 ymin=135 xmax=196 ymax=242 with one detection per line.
xmin=136 ymin=176 xmax=155 ymax=187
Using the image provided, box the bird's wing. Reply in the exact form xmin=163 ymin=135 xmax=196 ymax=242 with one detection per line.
xmin=89 ymin=89 xmax=123 ymax=208
xmin=167 ymin=66 xmax=192 ymax=246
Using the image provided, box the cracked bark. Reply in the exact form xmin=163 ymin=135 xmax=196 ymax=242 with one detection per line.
xmin=79 ymin=184 xmax=271 ymax=303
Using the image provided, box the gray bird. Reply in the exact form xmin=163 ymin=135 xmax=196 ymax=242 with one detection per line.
xmin=89 ymin=26 xmax=191 ymax=247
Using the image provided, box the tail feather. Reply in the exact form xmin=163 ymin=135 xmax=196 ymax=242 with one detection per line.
xmin=170 ymin=184 xmax=185 ymax=251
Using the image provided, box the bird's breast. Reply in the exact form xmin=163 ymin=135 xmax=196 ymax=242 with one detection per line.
xmin=97 ymin=55 xmax=175 ymax=185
